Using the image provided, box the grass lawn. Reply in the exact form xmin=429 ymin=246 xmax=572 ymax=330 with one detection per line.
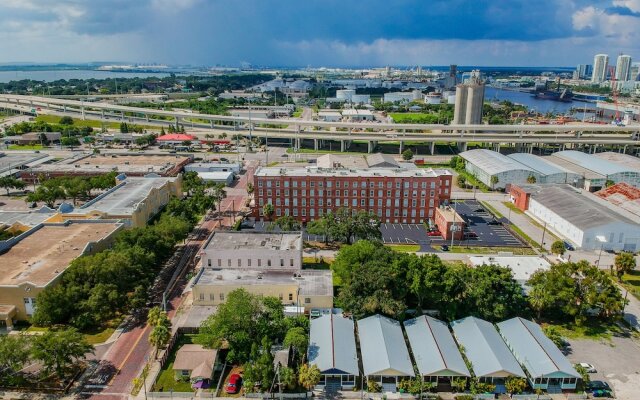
xmin=82 ymin=317 xmax=124 ymax=345
xmin=302 ymin=257 xmax=332 ymax=269
xmin=152 ymin=334 xmax=198 ymax=393
xmin=285 ymin=147 xmax=366 ymax=155
xmin=434 ymin=245 xmax=537 ymax=255
xmin=621 ymin=270 xmax=640 ymax=301
xmin=389 ymin=113 xmax=439 ymax=124
xmin=7 ymin=144 xmax=44 ymax=150
xmin=542 ymin=319 xmax=627 ymax=341
xmin=385 ymin=244 xmax=420 ymax=253
xmin=292 ymin=109 xmax=302 ymax=118
xmin=502 ymin=201 xmax=524 ymax=215
xmin=417 ymin=164 xmax=451 ymax=169
xmin=35 ymin=115 xmax=156 ymax=130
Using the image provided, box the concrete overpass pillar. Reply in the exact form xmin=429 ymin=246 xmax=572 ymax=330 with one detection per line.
xmin=63 ymin=105 xmax=67 ymax=112
xmin=121 ymin=111 xmax=125 ymax=121
xmin=314 ymin=139 xmax=319 ymax=151
xmin=341 ymin=140 xmax=345 ymax=152
xmin=145 ymin=114 xmax=150 ymax=122
xmin=399 ymin=141 xmax=404 ymax=154
xmin=368 ymin=141 xmax=373 ymax=153
xmin=81 ymin=106 xmax=86 ymax=120
xmin=101 ymin=110 xmax=105 ymax=119
xmin=210 ymin=120 xmax=214 ymax=129
xmin=458 ymin=142 xmax=468 ymax=152
xmin=175 ymin=116 xmax=180 ymax=128
xmin=430 ymin=142 xmax=435 ymax=155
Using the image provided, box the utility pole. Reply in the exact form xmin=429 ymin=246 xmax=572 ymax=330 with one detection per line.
xmin=541 ymin=222 xmax=547 ymax=250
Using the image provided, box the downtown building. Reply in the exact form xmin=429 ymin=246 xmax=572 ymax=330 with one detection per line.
xmin=253 ymin=158 xmax=452 ymax=224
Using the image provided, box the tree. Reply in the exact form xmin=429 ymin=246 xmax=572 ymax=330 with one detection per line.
xmin=61 ymin=136 xmax=80 ymax=148
xmin=402 ymin=149 xmax=414 ymax=161
xmin=284 ymin=327 xmax=308 ymax=361
xmin=298 ymin=363 xmax=321 ymax=390
xmin=59 ymin=116 xmax=74 ymax=125
xmin=30 ymin=328 xmax=93 ymax=377
xmin=0 ymin=176 xmax=25 ymax=195
xmin=505 ymin=377 xmax=527 ymax=394
xmin=246 ymin=182 xmax=254 ymax=197
xmin=551 ymin=240 xmax=566 ymax=256
xmin=527 ymin=175 xmax=537 ymax=184
xmin=0 ymin=334 xmax=30 ymax=373
xmin=461 ymin=264 xmax=527 ymax=321
xmin=330 ymin=208 xmax=381 ymax=245
xmin=306 ymin=214 xmax=334 ymax=244
xmin=272 ymin=216 xmax=301 ymax=231
xmin=120 ymin=122 xmax=129 ymax=133
xmin=451 ymin=377 xmax=467 ymax=393
xmin=243 ymin=337 xmax=275 ymax=392
xmin=605 ymin=179 xmax=615 ymax=188
xmin=279 ymin=366 xmax=297 ymax=390
xmin=456 ymin=174 xmax=466 ymax=188
xmin=490 ymin=175 xmax=499 ymax=189
xmin=614 ymin=252 xmax=636 ymax=281
xmin=149 ymin=324 xmax=171 ymax=359
xmin=262 ymin=203 xmax=274 ymax=221
xmin=543 ymin=325 xmax=566 ymax=349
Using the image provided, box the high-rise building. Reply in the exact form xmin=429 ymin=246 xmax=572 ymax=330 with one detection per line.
xmin=615 ymin=55 xmax=632 ymax=81
xmin=576 ymin=64 xmax=592 ymax=79
xmin=453 ymin=70 xmax=485 ymax=125
xmin=591 ymin=54 xmax=609 ymax=83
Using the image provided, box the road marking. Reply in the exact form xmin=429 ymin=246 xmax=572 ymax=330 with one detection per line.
xmin=108 ymin=326 xmax=148 ymax=385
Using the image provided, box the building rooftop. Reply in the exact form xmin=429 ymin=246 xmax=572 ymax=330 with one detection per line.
xmin=497 ymin=318 xmax=580 ymax=380
xmin=595 ymin=182 xmax=640 ymax=217
xmin=29 ymin=153 xmax=191 ymax=176
xmin=366 ymin=153 xmax=399 ymax=168
xmin=255 ymin=166 xmax=450 ymax=179
xmin=0 ymin=211 xmax=54 ymax=228
xmin=197 ymin=171 xmax=234 ymax=181
xmin=316 ymin=154 xmax=368 ymax=169
xmin=468 ymin=256 xmax=550 ymax=284
xmin=78 ymin=176 xmax=178 ymax=216
xmin=157 ymin=133 xmax=197 ymax=142
xmin=0 ymin=152 xmax=50 ymax=176
xmin=0 ymin=221 xmax=122 ymax=287
xmin=594 ymin=152 xmax=640 ymax=171
xmin=309 ymin=314 xmax=359 ymax=375
xmin=544 ymin=154 xmax=604 ymax=181
xmin=404 ymin=315 xmax=470 ymax=377
xmin=554 ymin=150 xmax=639 ymax=176
xmin=435 ymin=205 xmax=464 ymax=223
xmin=507 ymin=153 xmax=575 ymax=176
xmin=172 ymin=344 xmax=218 ymax=378
xmin=342 ymin=109 xmax=373 ymax=116
xmin=529 ymin=184 xmax=640 ymax=229
xmin=194 ymin=269 xmax=332 ymax=297
xmin=205 ymin=231 xmax=302 ymax=251
xmin=460 ymin=149 xmax=534 ymax=176
xmin=357 ymin=314 xmax=415 ymax=377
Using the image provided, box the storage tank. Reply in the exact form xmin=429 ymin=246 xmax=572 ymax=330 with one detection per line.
xmin=425 ymin=93 xmax=442 ymax=104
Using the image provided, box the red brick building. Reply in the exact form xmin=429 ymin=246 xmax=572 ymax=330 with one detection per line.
xmin=508 ymin=184 xmax=541 ymax=211
xmin=434 ymin=206 xmax=465 ymax=240
xmin=253 ymin=166 xmax=452 ymax=224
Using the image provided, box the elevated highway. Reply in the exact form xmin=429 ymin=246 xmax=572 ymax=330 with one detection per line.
xmin=1 ymin=94 xmax=638 ymax=153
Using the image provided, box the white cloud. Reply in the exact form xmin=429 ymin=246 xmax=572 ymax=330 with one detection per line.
xmin=151 ymin=0 xmax=202 ymax=11
xmin=572 ymin=4 xmax=640 ymax=46
xmin=613 ymin=0 xmax=640 ymax=12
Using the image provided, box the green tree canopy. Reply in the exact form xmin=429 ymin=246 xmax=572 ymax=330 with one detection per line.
xmin=30 ymin=328 xmax=93 ymax=377
xmin=614 ymin=252 xmax=636 ymax=281
xmin=551 ymin=240 xmax=566 ymax=256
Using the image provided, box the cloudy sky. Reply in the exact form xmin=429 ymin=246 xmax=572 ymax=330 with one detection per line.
xmin=0 ymin=0 xmax=639 ymax=67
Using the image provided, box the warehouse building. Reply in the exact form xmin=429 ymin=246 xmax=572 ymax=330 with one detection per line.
xmin=497 ymin=317 xmax=581 ymax=390
xmin=185 ymin=162 xmax=241 ymax=175
xmin=253 ymin=166 xmax=452 ymax=224
xmin=594 ymin=152 xmax=640 ymax=172
xmin=507 ymin=153 xmax=582 ymax=185
xmin=515 ymin=184 xmax=640 ymax=251
xmin=460 ymin=149 xmax=539 ymax=190
xmin=450 ymin=317 xmax=525 ymax=385
xmin=595 ymin=183 xmax=640 ymax=218
xmin=403 ymin=315 xmax=470 ymax=386
xmin=467 ymin=256 xmax=550 ymax=291
xmin=0 ymin=220 xmax=123 ymax=325
xmin=309 ymin=313 xmax=359 ymax=390
xmin=548 ymin=150 xmax=640 ymax=190
xmin=357 ymin=314 xmax=415 ymax=392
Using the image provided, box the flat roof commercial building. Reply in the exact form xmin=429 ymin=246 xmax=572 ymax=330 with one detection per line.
xmin=497 ymin=318 xmax=580 ymax=390
xmin=254 ymin=166 xmax=452 ymax=224
xmin=404 ymin=316 xmax=470 ymax=385
xmin=50 ymin=175 xmax=182 ymax=228
xmin=201 ymin=231 xmax=303 ymax=271
xmin=0 ymin=220 xmax=123 ymax=324
xmin=467 ymin=256 xmax=550 ymax=291
xmin=594 ymin=152 xmax=640 ymax=172
xmin=20 ymin=153 xmax=192 ymax=182
xmin=309 ymin=313 xmax=359 ymax=390
xmin=341 ymin=109 xmax=374 ymax=121
xmin=357 ymin=315 xmax=415 ymax=393
xmin=184 ymin=162 xmax=241 ymax=174
xmin=517 ymin=184 xmax=640 ymax=251
xmin=197 ymin=171 xmax=234 ymax=186
xmin=549 ymin=150 xmax=640 ymax=190
xmin=450 ymin=316 xmax=525 ymax=383
xmin=0 ymin=152 xmax=51 ymax=177
xmin=434 ymin=205 xmax=465 ymax=240
xmin=191 ymin=268 xmax=333 ymax=312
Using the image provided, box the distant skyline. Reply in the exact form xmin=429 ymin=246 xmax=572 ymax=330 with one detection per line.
xmin=0 ymin=0 xmax=639 ymax=68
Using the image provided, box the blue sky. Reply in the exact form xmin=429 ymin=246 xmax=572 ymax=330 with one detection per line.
xmin=0 ymin=0 xmax=639 ymax=67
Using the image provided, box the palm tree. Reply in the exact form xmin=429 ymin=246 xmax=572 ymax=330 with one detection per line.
xmin=614 ymin=252 xmax=636 ymax=281
xmin=263 ymin=203 xmax=274 ymax=221
xmin=149 ymin=324 xmax=170 ymax=359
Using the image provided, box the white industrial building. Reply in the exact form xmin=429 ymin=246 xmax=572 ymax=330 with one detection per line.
xmin=185 ymin=162 xmax=241 ymax=174
xmin=549 ymin=150 xmax=640 ymax=190
xmin=424 ymin=93 xmax=442 ymax=104
xmin=460 ymin=149 xmax=539 ymax=190
xmin=341 ymin=109 xmax=374 ymax=121
xmin=383 ymin=90 xmax=422 ymax=103
xmin=525 ymin=185 xmax=640 ymax=252
xmin=507 ymin=153 xmax=582 ymax=185
xmin=467 ymin=256 xmax=550 ymax=291
xmin=318 ymin=111 xmax=342 ymax=122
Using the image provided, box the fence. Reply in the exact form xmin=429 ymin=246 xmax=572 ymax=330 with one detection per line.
xmin=245 ymin=392 xmax=313 ymax=399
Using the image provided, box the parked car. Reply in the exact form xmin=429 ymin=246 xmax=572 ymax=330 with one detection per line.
xmin=226 ymin=374 xmax=242 ymax=394
xmin=427 ymin=230 xmax=442 ymax=237
xmin=487 ymin=220 xmax=502 ymax=225
xmin=579 ymin=363 xmax=597 ymax=373
xmin=440 ymin=244 xmax=449 ymax=251
xmin=586 ymin=381 xmax=610 ymax=391
xmin=464 ymin=231 xmax=478 ymax=238
xmin=563 ymin=241 xmax=575 ymax=251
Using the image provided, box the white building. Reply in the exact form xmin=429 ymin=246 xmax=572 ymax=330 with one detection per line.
xmin=318 ymin=111 xmax=342 ymax=122
xmin=336 ymin=89 xmax=356 ymax=101
xmin=460 ymin=149 xmax=540 ymax=190
xmin=341 ymin=109 xmax=374 ymax=121
xmin=383 ymin=90 xmax=422 ymax=103
xmin=525 ymin=185 xmax=640 ymax=251
xmin=185 ymin=162 xmax=241 ymax=174
xmin=201 ymin=231 xmax=303 ymax=271
xmin=592 ymin=54 xmax=609 ymax=83
xmin=424 ymin=93 xmax=441 ymax=104
xmin=616 ymin=55 xmax=632 ymax=82
xmin=467 ymin=256 xmax=550 ymax=290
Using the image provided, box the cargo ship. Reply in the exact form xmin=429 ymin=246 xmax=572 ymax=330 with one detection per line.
xmin=533 ymin=80 xmax=573 ymax=102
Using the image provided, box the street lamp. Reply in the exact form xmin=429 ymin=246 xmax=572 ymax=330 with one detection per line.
xmin=595 ymin=235 xmax=607 ymax=267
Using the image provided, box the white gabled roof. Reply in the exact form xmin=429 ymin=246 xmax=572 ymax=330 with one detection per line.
xmin=309 ymin=314 xmax=359 ymax=376
xmin=357 ymin=315 xmax=415 ymax=377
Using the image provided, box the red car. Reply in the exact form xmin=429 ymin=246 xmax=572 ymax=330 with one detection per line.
xmin=226 ymin=374 xmax=242 ymax=394
xmin=427 ymin=230 xmax=441 ymax=237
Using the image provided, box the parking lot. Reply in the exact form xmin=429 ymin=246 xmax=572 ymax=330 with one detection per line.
xmin=450 ymin=200 xmax=524 ymax=247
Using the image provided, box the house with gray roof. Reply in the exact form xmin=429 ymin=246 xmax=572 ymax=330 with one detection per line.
xmin=357 ymin=315 xmax=415 ymax=392
xmin=497 ymin=317 xmax=580 ymax=391
xmin=403 ymin=316 xmax=470 ymax=386
xmin=450 ymin=317 xmax=525 ymax=386
xmin=309 ymin=313 xmax=359 ymax=390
